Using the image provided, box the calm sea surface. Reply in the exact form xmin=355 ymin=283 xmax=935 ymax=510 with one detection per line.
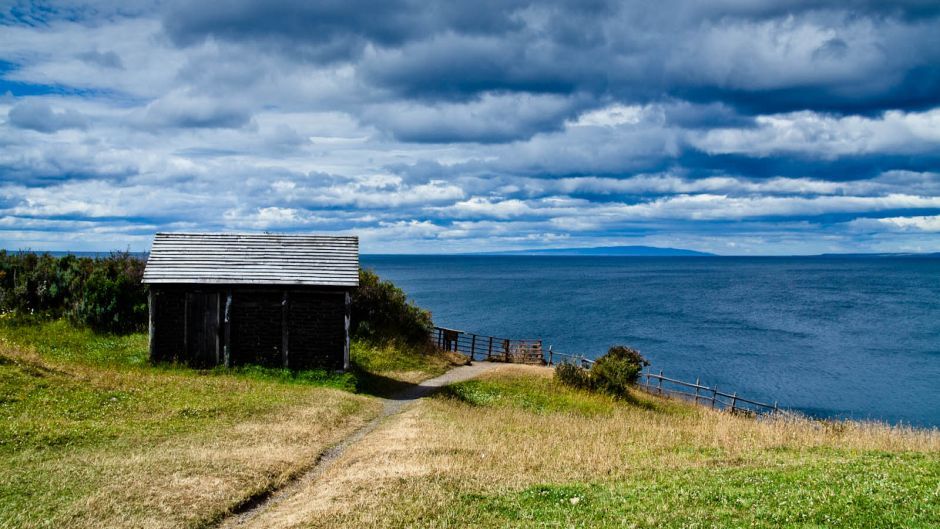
xmin=361 ymin=255 xmax=940 ymax=427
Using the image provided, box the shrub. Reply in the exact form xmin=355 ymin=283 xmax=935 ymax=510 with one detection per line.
xmin=554 ymin=362 xmax=593 ymax=391
xmin=71 ymin=252 xmax=147 ymax=333
xmin=590 ymin=345 xmax=650 ymax=397
xmin=555 ymin=345 xmax=649 ymax=398
xmin=0 ymin=250 xmax=147 ymax=333
xmin=350 ymin=269 xmax=433 ymax=347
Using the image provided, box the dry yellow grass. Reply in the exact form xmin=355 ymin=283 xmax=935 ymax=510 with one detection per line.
xmin=237 ymin=364 xmax=940 ymax=529
xmin=0 ymin=338 xmax=382 ymax=529
xmin=57 ymin=390 xmax=380 ymax=529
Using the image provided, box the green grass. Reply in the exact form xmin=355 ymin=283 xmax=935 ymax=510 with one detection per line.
xmin=456 ymin=452 xmax=940 ymax=528
xmin=440 ymin=376 xmax=617 ymax=415
xmin=278 ymin=367 xmax=940 ymax=529
xmin=0 ymin=317 xmax=385 ymax=528
xmin=350 ymin=339 xmax=459 ymax=378
xmin=0 ymin=314 xmax=150 ymax=366
xmin=350 ymin=339 xmax=463 ymax=396
xmin=439 ymin=370 xmax=689 ymax=417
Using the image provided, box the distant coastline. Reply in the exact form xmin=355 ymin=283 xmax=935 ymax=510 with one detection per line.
xmin=4 ymin=247 xmax=940 ymax=259
xmin=472 ymin=245 xmax=715 ymax=257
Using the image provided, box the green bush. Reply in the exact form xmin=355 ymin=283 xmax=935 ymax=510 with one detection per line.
xmin=0 ymin=250 xmax=147 ymax=333
xmin=554 ymin=362 xmax=593 ymax=391
xmin=554 ymin=345 xmax=649 ymax=398
xmin=350 ymin=269 xmax=433 ymax=347
xmin=590 ymin=345 xmax=650 ymax=397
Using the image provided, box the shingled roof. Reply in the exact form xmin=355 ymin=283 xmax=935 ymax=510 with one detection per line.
xmin=142 ymin=233 xmax=359 ymax=286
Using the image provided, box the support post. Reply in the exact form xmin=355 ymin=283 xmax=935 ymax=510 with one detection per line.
xmin=344 ymin=291 xmax=351 ymax=371
xmin=711 ymin=386 xmax=718 ymax=409
xmin=730 ymin=392 xmax=738 ymax=413
xmin=658 ymin=369 xmax=664 ymax=395
xmin=548 ymin=345 xmax=553 ymax=366
xmin=223 ymin=291 xmax=232 ymax=367
xmin=694 ymin=377 xmax=700 ymax=405
xmin=183 ymin=292 xmax=190 ymax=362
xmin=488 ymin=336 xmax=493 ymax=359
xmin=148 ymin=289 xmax=156 ymax=362
xmin=281 ymin=291 xmax=289 ymax=369
xmin=470 ymin=334 xmax=476 ymax=362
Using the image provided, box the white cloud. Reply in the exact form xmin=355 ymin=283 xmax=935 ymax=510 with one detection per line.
xmin=692 ymin=109 xmax=940 ymax=158
xmin=848 ymin=215 xmax=940 ymax=233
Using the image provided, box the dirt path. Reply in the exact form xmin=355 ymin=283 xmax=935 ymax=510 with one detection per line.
xmin=216 ymin=362 xmax=497 ymax=529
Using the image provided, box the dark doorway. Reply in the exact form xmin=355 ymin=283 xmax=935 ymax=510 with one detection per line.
xmin=186 ymin=292 xmax=220 ymax=367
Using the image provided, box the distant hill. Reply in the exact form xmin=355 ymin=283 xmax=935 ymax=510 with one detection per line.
xmin=480 ymin=245 xmax=716 ymax=256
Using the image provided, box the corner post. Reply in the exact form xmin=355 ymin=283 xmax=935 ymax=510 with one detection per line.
xmin=343 ymin=291 xmax=351 ymax=371
xmin=223 ymin=290 xmax=232 ymax=367
xmin=148 ymin=289 xmax=156 ymax=362
xmin=281 ymin=291 xmax=290 ymax=369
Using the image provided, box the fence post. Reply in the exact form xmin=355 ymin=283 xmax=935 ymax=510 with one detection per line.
xmin=548 ymin=345 xmax=553 ymax=366
xmin=711 ymin=386 xmax=718 ymax=409
xmin=658 ymin=370 xmax=664 ymax=395
xmin=730 ymin=392 xmax=738 ymax=413
xmin=470 ymin=334 xmax=476 ymax=362
xmin=487 ymin=336 xmax=493 ymax=359
xmin=504 ymin=339 xmax=510 ymax=362
xmin=773 ymin=401 xmax=778 ymax=415
xmin=694 ymin=377 xmax=700 ymax=405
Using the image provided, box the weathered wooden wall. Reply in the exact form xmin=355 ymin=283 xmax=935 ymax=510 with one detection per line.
xmin=150 ymin=285 xmax=349 ymax=370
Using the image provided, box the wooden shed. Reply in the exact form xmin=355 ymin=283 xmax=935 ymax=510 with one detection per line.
xmin=142 ymin=233 xmax=359 ymax=370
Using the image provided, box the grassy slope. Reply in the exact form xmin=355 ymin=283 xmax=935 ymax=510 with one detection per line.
xmin=0 ymin=318 xmax=456 ymax=529
xmin=247 ymin=365 xmax=940 ymax=529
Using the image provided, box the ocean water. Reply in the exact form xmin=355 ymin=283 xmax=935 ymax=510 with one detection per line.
xmin=361 ymin=255 xmax=940 ymax=427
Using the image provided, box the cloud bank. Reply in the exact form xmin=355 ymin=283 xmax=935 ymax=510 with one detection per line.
xmin=1 ymin=0 xmax=939 ymax=254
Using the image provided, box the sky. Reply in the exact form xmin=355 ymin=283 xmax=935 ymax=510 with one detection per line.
xmin=1 ymin=1 xmax=940 ymax=255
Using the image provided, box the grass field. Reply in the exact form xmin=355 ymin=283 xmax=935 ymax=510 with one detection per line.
xmin=239 ymin=365 xmax=940 ymax=529
xmin=0 ymin=317 xmax=457 ymax=529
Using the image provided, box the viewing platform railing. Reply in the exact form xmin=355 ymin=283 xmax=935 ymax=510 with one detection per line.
xmin=431 ymin=325 xmax=780 ymax=416
xmin=432 ymin=326 xmax=544 ymax=364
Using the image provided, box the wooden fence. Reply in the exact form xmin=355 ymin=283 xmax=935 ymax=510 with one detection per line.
xmin=431 ymin=325 xmax=780 ymax=416
xmin=432 ymin=326 xmax=544 ymax=364
xmin=638 ymin=369 xmax=779 ymax=416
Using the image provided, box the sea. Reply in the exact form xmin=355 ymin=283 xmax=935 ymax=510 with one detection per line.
xmin=361 ymin=255 xmax=940 ymax=428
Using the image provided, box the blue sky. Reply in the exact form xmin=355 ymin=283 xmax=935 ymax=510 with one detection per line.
xmin=1 ymin=0 xmax=940 ymax=254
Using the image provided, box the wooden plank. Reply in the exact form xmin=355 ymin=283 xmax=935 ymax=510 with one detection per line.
xmin=143 ymin=233 xmax=360 ymax=286
xmin=344 ymin=291 xmax=351 ymax=371
xmin=281 ymin=291 xmax=289 ymax=369
xmin=148 ymin=289 xmax=155 ymax=362
xmin=223 ymin=291 xmax=232 ymax=367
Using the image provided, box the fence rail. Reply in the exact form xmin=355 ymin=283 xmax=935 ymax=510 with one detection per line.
xmin=638 ymin=369 xmax=779 ymax=416
xmin=432 ymin=326 xmax=544 ymax=364
xmin=545 ymin=347 xmax=595 ymax=368
xmin=431 ymin=325 xmax=779 ymax=416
